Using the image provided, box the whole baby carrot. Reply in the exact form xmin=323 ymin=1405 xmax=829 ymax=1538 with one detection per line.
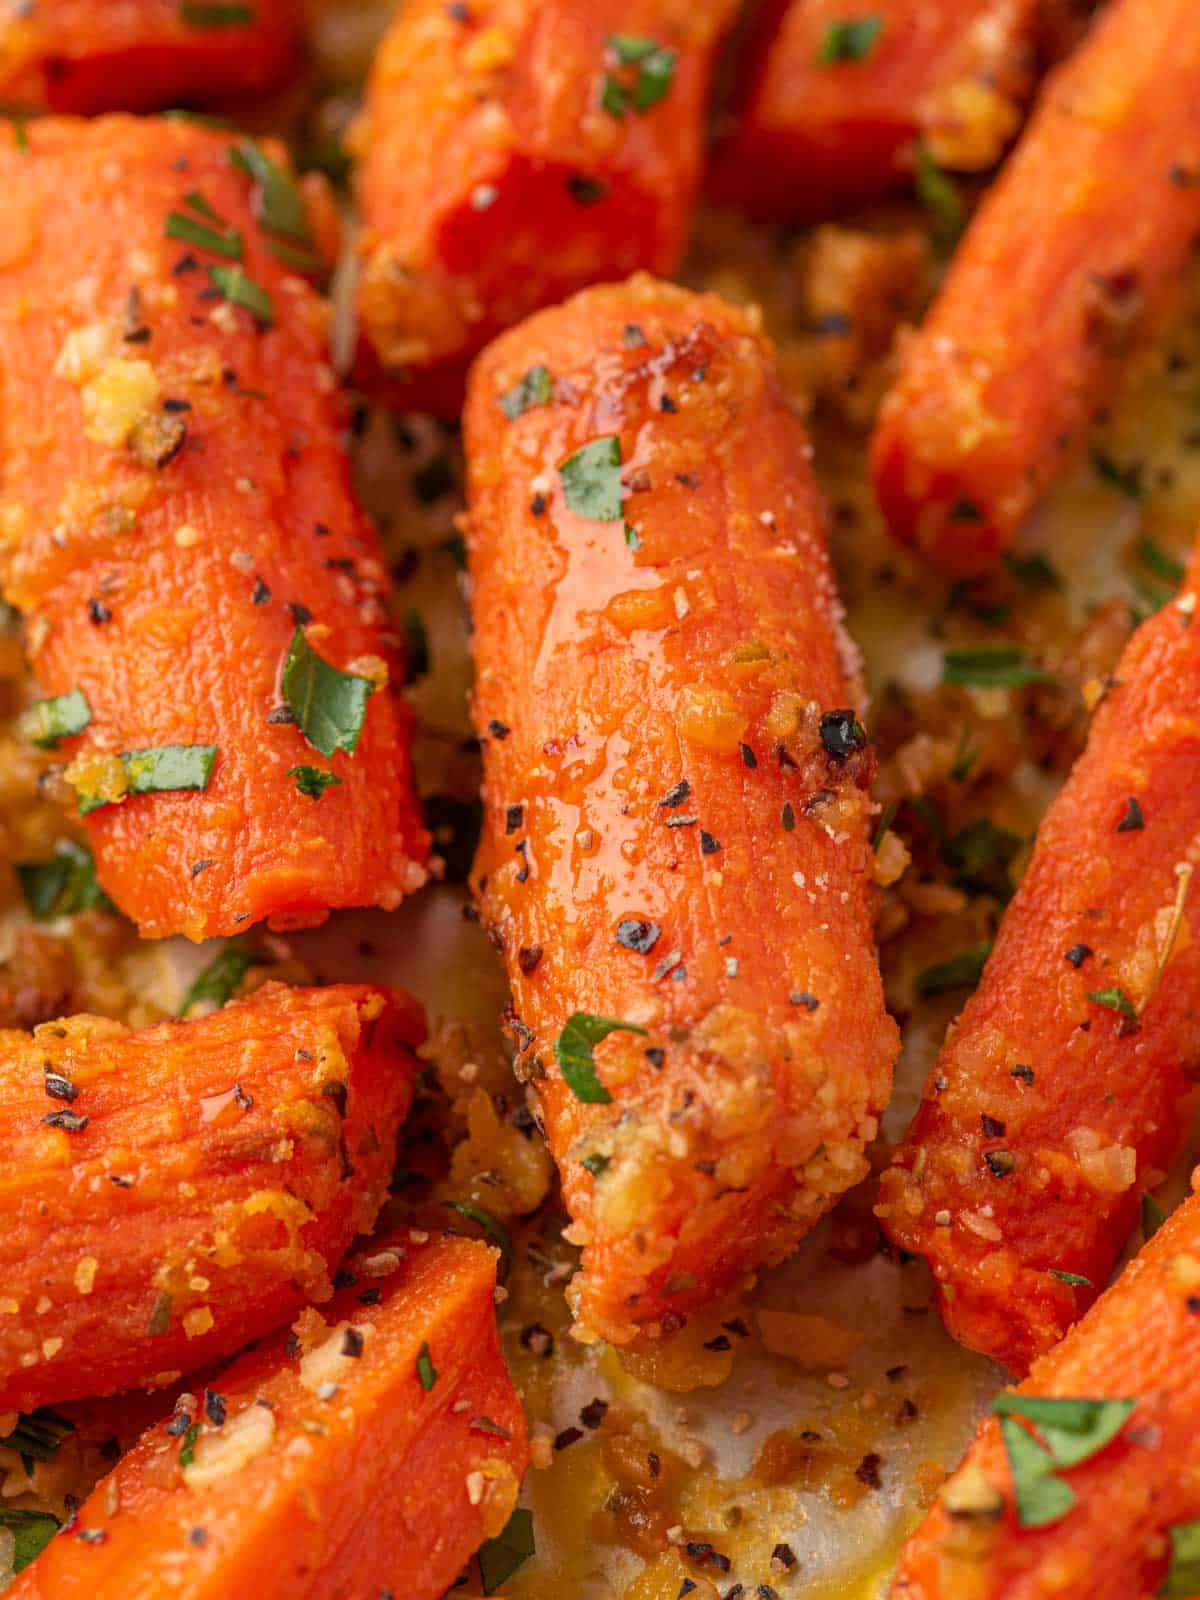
xmin=0 ymin=1 xmax=298 ymax=113
xmin=878 ymin=548 xmax=1200 ymax=1375
xmin=9 ymin=1232 xmax=528 ymax=1600
xmin=464 ymin=274 xmax=898 ymax=1343
xmin=0 ymin=981 xmax=424 ymax=1411
xmin=890 ymin=1180 xmax=1200 ymax=1600
xmin=708 ymin=0 xmax=1041 ymax=222
xmin=353 ymin=0 xmax=738 ymax=417
xmin=0 ymin=117 xmax=428 ymax=940
xmin=871 ymin=0 xmax=1200 ymax=572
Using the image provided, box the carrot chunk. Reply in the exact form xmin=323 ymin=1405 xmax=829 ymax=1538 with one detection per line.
xmin=708 ymin=0 xmax=1040 ymax=222
xmin=9 ymin=1232 xmax=527 ymax=1600
xmin=0 ymin=0 xmax=298 ymax=113
xmin=870 ymin=0 xmax=1200 ymax=572
xmin=464 ymin=274 xmax=898 ymax=1342
xmin=878 ymin=549 xmax=1200 ymax=1375
xmin=0 ymin=981 xmax=424 ymax=1412
xmin=353 ymin=0 xmax=738 ymax=417
xmin=0 ymin=117 xmax=428 ymax=939
xmin=889 ymin=1180 xmax=1200 ymax=1600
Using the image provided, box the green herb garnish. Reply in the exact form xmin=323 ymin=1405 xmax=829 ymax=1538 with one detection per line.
xmin=208 ymin=263 xmax=274 ymax=326
xmin=1092 ymin=449 xmax=1143 ymax=500
xmin=78 ymin=744 xmax=217 ymax=815
xmin=915 ymin=944 xmax=991 ymax=996
xmin=5 ymin=1409 xmax=74 ymax=1470
xmin=559 ymin=436 xmax=623 ymax=521
xmin=289 ymin=765 xmax=342 ymax=800
xmin=416 ymin=1342 xmax=438 ymax=1392
xmin=604 ymin=34 xmax=677 ymax=115
xmin=1004 ymin=550 xmax=1063 ymax=592
xmin=19 ymin=687 xmax=91 ymax=748
xmin=1048 ymin=1270 xmax=1092 ymax=1288
xmin=179 ymin=939 xmax=250 ymax=1016
xmin=18 ymin=840 xmax=113 ymax=920
xmin=915 ymin=142 xmax=965 ymax=247
xmin=0 ymin=1508 xmax=60 ymax=1575
xmin=478 ymin=1507 xmax=536 ymax=1595
xmin=1160 ymin=1519 xmax=1200 ymax=1596
xmin=943 ymin=645 xmax=1051 ymax=688
xmin=817 ymin=16 xmax=883 ymax=63
xmin=230 ymin=140 xmax=311 ymax=242
xmin=165 ymin=209 xmax=243 ymax=260
xmin=994 ymin=1394 xmax=1135 ymax=1529
xmin=1139 ymin=536 xmax=1185 ymax=585
xmin=281 ymin=627 xmax=374 ymax=759
xmin=499 ymin=364 xmax=553 ymax=420
xmin=555 ymin=1012 xmax=648 ymax=1103
xmin=180 ymin=2 xmax=254 ymax=25
xmin=581 ymin=1153 xmax=611 ymax=1178
xmin=443 ymin=1201 xmax=512 ymax=1278
xmin=1143 ymin=1192 xmax=1167 ymax=1238
xmin=1087 ymin=986 xmax=1137 ymax=1019
xmin=179 ymin=1421 xmax=200 ymax=1467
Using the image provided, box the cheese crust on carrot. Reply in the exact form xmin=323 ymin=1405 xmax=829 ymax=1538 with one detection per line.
xmin=890 ymin=1179 xmax=1200 ymax=1600
xmin=871 ymin=0 xmax=1200 ymax=572
xmin=0 ymin=981 xmax=424 ymax=1412
xmin=9 ymin=1232 xmax=527 ymax=1600
xmin=0 ymin=0 xmax=298 ymax=113
xmin=353 ymin=0 xmax=738 ymax=416
xmin=464 ymin=274 xmax=898 ymax=1342
xmin=879 ymin=551 xmax=1200 ymax=1375
xmin=0 ymin=117 xmax=428 ymax=940
xmin=708 ymin=0 xmax=1040 ymax=222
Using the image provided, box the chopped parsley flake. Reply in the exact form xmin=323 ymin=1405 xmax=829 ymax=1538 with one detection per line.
xmin=817 ymin=16 xmax=883 ymax=64
xmin=499 ymin=364 xmax=553 ymax=419
xmin=78 ymin=744 xmax=217 ymax=815
xmin=230 ymin=140 xmax=312 ymax=242
xmin=603 ymin=34 xmax=677 ymax=116
xmin=555 ymin=1012 xmax=649 ymax=1103
xmin=416 ymin=1341 xmax=438 ymax=1391
xmin=993 ymin=1394 xmax=1135 ymax=1528
xmin=443 ymin=1201 xmax=512 ymax=1277
xmin=208 ymin=263 xmax=274 ymax=326
xmin=289 ymin=764 xmax=343 ymax=799
xmin=165 ymin=208 xmax=243 ymax=260
xmin=1087 ymin=985 xmax=1137 ymax=1019
xmin=915 ymin=944 xmax=991 ymax=995
xmin=915 ymin=142 xmax=966 ymax=248
xmin=1160 ymin=1519 xmax=1200 ymax=1596
xmin=281 ymin=626 xmax=375 ymax=758
xmin=0 ymin=1508 xmax=60 ymax=1575
xmin=478 ymin=1507 xmax=536 ymax=1596
xmin=943 ymin=645 xmax=1052 ymax=688
xmin=179 ymin=939 xmax=250 ymax=1016
xmin=19 ymin=687 xmax=91 ymax=749
xmin=1048 ymin=1270 xmax=1092 ymax=1288
xmin=559 ymin=435 xmax=624 ymax=521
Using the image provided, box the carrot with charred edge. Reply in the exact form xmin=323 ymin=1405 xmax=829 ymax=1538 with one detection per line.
xmin=707 ymin=0 xmax=1040 ymax=222
xmin=871 ymin=0 xmax=1200 ymax=573
xmin=890 ymin=1178 xmax=1200 ymax=1600
xmin=878 ymin=548 xmax=1200 ymax=1376
xmin=0 ymin=118 xmax=428 ymax=940
xmin=0 ymin=0 xmax=298 ymax=114
xmin=10 ymin=1232 xmax=527 ymax=1600
xmin=353 ymin=0 xmax=739 ymax=418
xmin=465 ymin=274 xmax=898 ymax=1343
xmin=0 ymin=981 xmax=424 ymax=1412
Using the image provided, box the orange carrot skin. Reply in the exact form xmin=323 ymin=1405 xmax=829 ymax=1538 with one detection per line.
xmin=878 ymin=552 xmax=1200 ymax=1376
xmin=0 ymin=118 xmax=428 ymax=940
xmin=871 ymin=0 xmax=1200 ymax=573
xmin=708 ymin=0 xmax=1039 ymax=222
xmin=0 ymin=981 xmax=424 ymax=1412
xmin=890 ymin=1181 xmax=1200 ymax=1600
xmin=354 ymin=0 xmax=738 ymax=418
xmin=11 ymin=1233 xmax=527 ymax=1600
xmin=0 ymin=1 xmax=298 ymax=113
xmin=465 ymin=275 xmax=898 ymax=1342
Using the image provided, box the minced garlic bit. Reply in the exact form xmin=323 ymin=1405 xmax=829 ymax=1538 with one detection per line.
xmin=183 ymin=1403 xmax=277 ymax=1490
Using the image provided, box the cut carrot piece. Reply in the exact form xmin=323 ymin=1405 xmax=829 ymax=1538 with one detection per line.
xmin=0 ymin=0 xmax=298 ymax=113
xmin=708 ymin=0 xmax=1040 ymax=222
xmin=870 ymin=0 xmax=1200 ymax=572
xmin=9 ymin=1232 xmax=527 ymax=1600
xmin=890 ymin=1179 xmax=1200 ymax=1600
xmin=464 ymin=275 xmax=898 ymax=1342
xmin=878 ymin=547 xmax=1200 ymax=1375
xmin=0 ymin=117 xmax=428 ymax=939
xmin=353 ymin=0 xmax=738 ymax=417
xmin=0 ymin=981 xmax=424 ymax=1412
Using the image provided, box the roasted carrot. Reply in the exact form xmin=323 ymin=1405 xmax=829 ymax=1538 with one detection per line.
xmin=870 ymin=0 xmax=1200 ymax=572
xmin=353 ymin=0 xmax=738 ymax=417
xmin=0 ymin=117 xmax=428 ymax=940
xmin=464 ymin=275 xmax=899 ymax=1343
xmin=890 ymin=1178 xmax=1200 ymax=1600
xmin=0 ymin=981 xmax=424 ymax=1412
xmin=707 ymin=0 xmax=1040 ymax=222
xmin=0 ymin=0 xmax=298 ymax=114
xmin=9 ymin=1232 xmax=528 ymax=1600
xmin=878 ymin=548 xmax=1200 ymax=1375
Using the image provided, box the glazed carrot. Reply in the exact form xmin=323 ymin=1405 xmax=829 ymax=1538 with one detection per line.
xmin=353 ymin=0 xmax=738 ymax=417
xmin=0 ymin=1 xmax=298 ymax=113
xmin=890 ymin=1180 xmax=1200 ymax=1600
xmin=878 ymin=548 xmax=1200 ymax=1375
xmin=465 ymin=275 xmax=899 ymax=1343
xmin=707 ymin=0 xmax=1040 ymax=222
xmin=0 ymin=118 xmax=428 ymax=940
xmin=871 ymin=0 xmax=1200 ymax=573
xmin=0 ymin=981 xmax=424 ymax=1412
xmin=10 ymin=1232 xmax=528 ymax=1600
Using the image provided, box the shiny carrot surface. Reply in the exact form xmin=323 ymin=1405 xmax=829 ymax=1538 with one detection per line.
xmin=354 ymin=0 xmax=738 ymax=417
xmin=0 ymin=981 xmax=423 ymax=1411
xmin=890 ymin=1180 xmax=1200 ymax=1600
xmin=10 ymin=1233 xmax=527 ymax=1600
xmin=708 ymin=0 xmax=1040 ymax=222
xmin=0 ymin=117 xmax=428 ymax=940
xmin=0 ymin=0 xmax=298 ymax=113
xmin=878 ymin=549 xmax=1200 ymax=1375
xmin=465 ymin=275 xmax=898 ymax=1343
xmin=871 ymin=0 xmax=1200 ymax=572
